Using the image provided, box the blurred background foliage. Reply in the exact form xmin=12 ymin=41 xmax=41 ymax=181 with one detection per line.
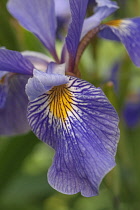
xmin=0 ymin=0 xmax=140 ymax=209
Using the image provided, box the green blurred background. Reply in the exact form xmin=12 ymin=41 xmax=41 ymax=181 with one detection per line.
xmin=0 ymin=0 xmax=140 ymax=209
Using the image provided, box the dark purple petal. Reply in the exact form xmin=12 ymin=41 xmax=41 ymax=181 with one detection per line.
xmin=99 ymin=18 xmax=140 ymax=67
xmin=27 ymin=76 xmax=119 ymax=196
xmin=88 ymin=0 xmax=96 ymax=6
xmin=99 ymin=26 xmax=120 ymax=41
xmin=7 ymin=0 xmax=58 ymax=59
xmin=0 ymin=49 xmax=33 ymax=75
xmin=66 ymin=0 xmax=89 ymax=69
xmin=0 ymin=74 xmax=30 ymax=136
xmin=22 ymin=51 xmax=53 ymax=72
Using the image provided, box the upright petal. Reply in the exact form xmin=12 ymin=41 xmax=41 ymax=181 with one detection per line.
xmin=55 ymin=0 xmax=71 ymax=41
xmin=7 ymin=0 xmax=58 ymax=60
xmin=81 ymin=0 xmax=119 ymax=38
xmin=26 ymin=63 xmax=69 ymax=101
xmin=66 ymin=0 xmax=89 ymax=70
xmin=27 ymin=76 xmax=120 ymax=197
xmin=55 ymin=0 xmax=70 ymax=19
xmin=0 ymin=49 xmax=34 ymax=75
xmin=0 ymin=74 xmax=30 ymax=136
xmin=99 ymin=18 xmax=140 ymax=67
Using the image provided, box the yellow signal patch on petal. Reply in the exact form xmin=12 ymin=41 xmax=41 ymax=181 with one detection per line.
xmin=49 ymin=84 xmax=73 ymax=122
xmin=105 ymin=19 xmax=122 ymax=27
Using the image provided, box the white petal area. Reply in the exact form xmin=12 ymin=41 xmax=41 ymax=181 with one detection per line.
xmin=47 ymin=62 xmax=66 ymax=75
xmin=22 ymin=51 xmax=53 ymax=72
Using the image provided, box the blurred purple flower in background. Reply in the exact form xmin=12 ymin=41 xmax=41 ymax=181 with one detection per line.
xmin=123 ymin=93 xmax=140 ymax=128
xmin=0 ymin=0 xmax=140 ymax=197
xmin=105 ymin=60 xmax=140 ymax=128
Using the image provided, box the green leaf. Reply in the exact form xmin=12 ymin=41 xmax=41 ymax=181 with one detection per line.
xmin=0 ymin=132 xmax=39 ymax=194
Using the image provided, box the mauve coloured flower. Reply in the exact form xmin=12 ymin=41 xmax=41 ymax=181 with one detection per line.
xmin=0 ymin=70 xmax=30 ymax=135
xmin=0 ymin=0 xmax=123 ymax=197
xmin=0 ymin=51 xmax=33 ymax=135
xmin=123 ymin=93 xmax=140 ymax=128
xmin=106 ymin=59 xmax=140 ymax=128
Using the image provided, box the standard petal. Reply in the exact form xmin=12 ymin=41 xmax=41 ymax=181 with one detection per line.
xmin=0 ymin=74 xmax=30 ymax=136
xmin=55 ymin=0 xmax=70 ymax=19
xmin=27 ymin=76 xmax=120 ymax=197
xmin=99 ymin=18 xmax=140 ymax=67
xmin=26 ymin=63 xmax=69 ymax=101
xmin=7 ymin=0 xmax=57 ymax=59
xmin=22 ymin=51 xmax=53 ymax=72
xmin=47 ymin=62 xmax=66 ymax=75
xmin=66 ymin=0 xmax=89 ymax=69
xmin=55 ymin=0 xmax=71 ymax=41
xmin=0 ymin=49 xmax=33 ymax=75
xmin=81 ymin=0 xmax=119 ymax=38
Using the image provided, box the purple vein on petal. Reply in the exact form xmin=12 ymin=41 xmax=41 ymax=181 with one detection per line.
xmin=27 ymin=76 xmax=120 ymax=197
xmin=0 ymin=49 xmax=34 ymax=75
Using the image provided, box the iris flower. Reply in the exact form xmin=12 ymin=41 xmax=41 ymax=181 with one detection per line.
xmin=106 ymin=60 xmax=140 ymax=128
xmin=1 ymin=0 xmax=139 ymax=196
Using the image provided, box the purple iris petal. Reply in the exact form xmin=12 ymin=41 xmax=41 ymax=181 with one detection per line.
xmin=0 ymin=71 xmax=8 ymax=78
xmin=81 ymin=0 xmax=119 ymax=38
xmin=55 ymin=0 xmax=70 ymax=19
xmin=22 ymin=51 xmax=53 ymax=72
xmin=88 ymin=0 xmax=96 ymax=6
xmin=0 ymin=84 xmax=8 ymax=109
xmin=47 ymin=62 xmax=66 ymax=75
xmin=27 ymin=76 xmax=119 ymax=197
xmin=0 ymin=73 xmax=9 ymax=109
xmin=99 ymin=18 xmax=140 ymax=67
xmin=0 ymin=49 xmax=33 ymax=75
xmin=66 ymin=0 xmax=89 ymax=68
xmin=99 ymin=26 xmax=120 ymax=41
xmin=7 ymin=0 xmax=57 ymax=59
xmin=0 ymin=74 xmax=30 ymax=136
xmin=55 ymin=0 xmax=71 ymax=41
xmin=26 ymin=63 xmax=69 ymax=101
